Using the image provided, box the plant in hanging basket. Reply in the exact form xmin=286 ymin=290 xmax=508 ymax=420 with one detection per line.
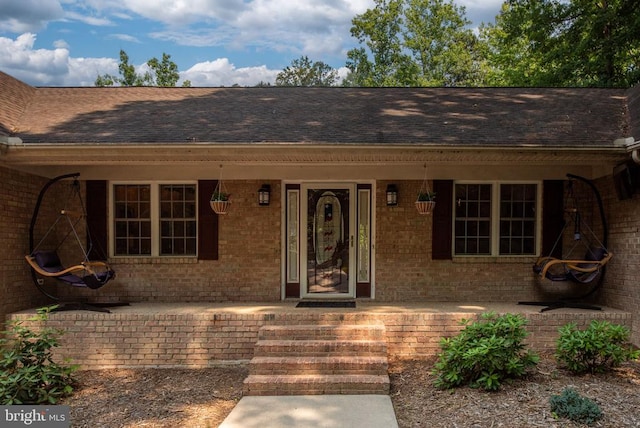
xmin=210 ymin=191 xmax=231 ymax=214
xmin=416 ymin=191 xmax=436 ymax=214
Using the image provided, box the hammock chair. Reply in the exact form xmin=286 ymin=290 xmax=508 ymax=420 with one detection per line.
xmin=25 ymin=173 xmax=116 ymax=311
xmin=520 ymin=174 xmax=612 ymax=311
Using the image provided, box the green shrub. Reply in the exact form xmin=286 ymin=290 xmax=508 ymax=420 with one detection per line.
xmin=550 ymin=387 xmax=603 ymax=425
xmin=0 ymin=306 xmax=78 ymax=404
xmin=432 ymin=312 xmax=539 ymax=391
xmin=555 ymin=320 xmax=639 ymax=374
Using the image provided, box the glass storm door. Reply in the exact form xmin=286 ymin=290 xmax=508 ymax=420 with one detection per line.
xmin=302 ymin=184 xmax=355 ymax=297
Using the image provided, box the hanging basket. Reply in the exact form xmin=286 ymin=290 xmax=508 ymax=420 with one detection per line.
xmin=210 ymin=199 xmax=231 ymax=215
xmin=210 ymin=164 xmax=230 ymax=214
xmin=415 ymin=200 xmax=436 ymax=215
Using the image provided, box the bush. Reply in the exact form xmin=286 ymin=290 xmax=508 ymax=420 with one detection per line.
xmin=550 ymin=387 xmax=603 ymax=425
xmin=0 ymin=306 xmax=78 ymax=404
xmin=555 ymin=320 xmax=639 ymax=374
xmin=432 ymin=312 xmax=539 ymax=391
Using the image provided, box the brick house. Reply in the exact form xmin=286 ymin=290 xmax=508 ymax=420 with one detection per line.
xmin=1 ymin=70 xmax=639 ymax=346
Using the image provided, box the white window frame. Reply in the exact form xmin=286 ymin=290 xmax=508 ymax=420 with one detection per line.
xmin=109 ymin=181 xmax=198 ymax=258
xmin=453 ymin=181 xmax=542 ymax=257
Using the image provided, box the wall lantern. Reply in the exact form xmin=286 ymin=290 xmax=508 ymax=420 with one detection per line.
xmin=386 ymin=184 xmax=398 ymax=206
xmin=258 ymin=184 xmax=271 ymax=206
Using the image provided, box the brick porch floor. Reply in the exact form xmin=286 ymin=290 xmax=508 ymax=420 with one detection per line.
xmin=7 ymin=301 xmax=633 ymax=370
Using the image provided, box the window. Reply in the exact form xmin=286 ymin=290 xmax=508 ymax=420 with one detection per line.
xmin=454 ymin=182 xmax=538 ymax=256
xmin=112 ymin=182 xmax=197 ymax=257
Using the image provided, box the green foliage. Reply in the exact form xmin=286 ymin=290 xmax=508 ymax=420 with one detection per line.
xmin=276 ymin=56 xmax=339 ymax=87
xmin=210 ymin=191 xmax=230 ymax=201
xmin=555 ymin=320 xmax=639 ymax=374
xmin=480 ymin=0 xmax=640 ymax=87
xmin=432 ymin=312 xmax=539 ymax=391
xmin=0 ymin=306 xmax=77 ymax=405
xmin=147 ymin=53 xmax=183 ymax=87
xmin=550 ymin=387 xmax=603 ymax=425
xmin=95 ymin=50 xmax=189 ymax=87
xmin=346 ymin=0 xmax=485 ymax=87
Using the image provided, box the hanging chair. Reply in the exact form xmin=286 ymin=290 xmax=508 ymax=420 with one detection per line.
xmin=521 ymin=174 xmax=612 ymax=312
xmin=25 ymin=173 xmax=117 ymax=311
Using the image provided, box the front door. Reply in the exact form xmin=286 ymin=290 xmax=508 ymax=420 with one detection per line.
xmin=301 ymin=184 xmax=355 ymax=298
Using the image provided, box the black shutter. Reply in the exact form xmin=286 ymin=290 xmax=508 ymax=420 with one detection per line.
xmin=85 ymin=180 xmax=108 ymax=260
xmin=542 ymin=180 xmax=564 ymax=259
xmin=432 ymin=180 xmax=453 ymax=260
xmin=198 ymin=180 xmax=219 ymax=260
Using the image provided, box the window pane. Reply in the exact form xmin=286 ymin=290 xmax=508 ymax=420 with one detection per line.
xmin=454 ymin=183 xmax=492 ymax=255
xmin=499 ymin=184 xmax=537 ymax=255
xmin=113 ymin=183 xmax=196 ymax=257
xmin=159 ymin=184 xmax=197 ymax=256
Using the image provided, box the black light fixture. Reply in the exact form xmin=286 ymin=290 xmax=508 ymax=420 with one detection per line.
xmin=386 ymin=184 xmax=398 ymax=206
xmin=258 ymin=184 xmax=271 ymax=206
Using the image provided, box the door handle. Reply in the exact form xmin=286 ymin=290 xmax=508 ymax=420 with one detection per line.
xmin=350 ymin=235 xmax=354 ymax=248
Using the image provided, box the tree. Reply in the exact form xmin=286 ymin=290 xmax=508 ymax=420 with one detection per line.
xmin=275 ymin=56 xmax=339 ymax=86
xmin=95 ymin=50 xmax=190 ymax=87
xmin=346 ymin=0 xmax=417 ymax=86
xmin=345 ymin=0 xmax=484 ymax=86
xmin=481 ymin=0 xmax=640 ymax=87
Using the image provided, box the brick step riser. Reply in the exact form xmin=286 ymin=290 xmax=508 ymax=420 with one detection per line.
xmin=249 ymin=361 xmax=388 ymax=375
xmin=253 ymin=341 xmax=387 ymax=357
xmin=243 ymin=375 xmax=390 ymax=396
xmin=259 ymin=326 xmax=386 ymax=341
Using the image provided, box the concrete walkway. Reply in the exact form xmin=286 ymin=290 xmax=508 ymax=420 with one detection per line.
xmin=219 ymin=395 xmax=399 ymax=428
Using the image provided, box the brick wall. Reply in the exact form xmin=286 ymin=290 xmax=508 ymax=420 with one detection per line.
xmin=56 ymin=180 xmax=282 ymax=304
xmin=375 ymin=180 xmax=541 ymax=303
xmin=596 ymin=174 xmax=640 ymax=345
xmin=8 ymin=309 xmax=632 ymax=369
xmin=0 ymin=167 xmax=50 ymax=323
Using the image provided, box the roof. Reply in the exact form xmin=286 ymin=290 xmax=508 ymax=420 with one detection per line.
xmin=0 ymin=72 xmax=631 ymax=148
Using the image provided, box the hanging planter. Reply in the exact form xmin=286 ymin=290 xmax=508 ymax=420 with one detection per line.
xmin=415 ymin=198 xmax=436 ymax=215
xmin=210 ymin=165 xmax=231 ymax=215
xmin=416 ymin=164 xmax=436 ymax=215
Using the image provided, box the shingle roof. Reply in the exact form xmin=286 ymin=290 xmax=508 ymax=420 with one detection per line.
xmin=0 ymin=72 xmax=37 ymax=136
xmin=1 ymin=72 xmax=631 ymax=147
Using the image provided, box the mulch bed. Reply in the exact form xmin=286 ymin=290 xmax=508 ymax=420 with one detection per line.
xmin=61 ymin=356 xmax=640 ymax=427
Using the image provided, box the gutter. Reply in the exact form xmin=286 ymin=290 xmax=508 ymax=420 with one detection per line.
xmin=615 ymin=137 xmax=640 ymax=164
xmin=0 ymin=136 xmax=23 ymax=154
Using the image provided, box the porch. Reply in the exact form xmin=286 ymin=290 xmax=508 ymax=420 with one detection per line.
xmin=8 ymin=301 xmax=633 ymax=370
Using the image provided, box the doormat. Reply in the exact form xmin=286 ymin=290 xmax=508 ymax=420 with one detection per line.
xmin=296 ymin=301 xmax=356 ymax=308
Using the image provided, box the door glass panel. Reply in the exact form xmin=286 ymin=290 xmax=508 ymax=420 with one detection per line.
xmin=287 ymin=189 xmax=299 ymax=283
xmin=357 ymin=189 xmax=370 ymax=283
xmin=307 ymin=188 xmax=349 ymax=294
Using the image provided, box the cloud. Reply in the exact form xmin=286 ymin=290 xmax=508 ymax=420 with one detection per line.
xmin=181 ymin=58 xmax=279 ymax=87
xmin=64 ymin=11 xmax=114 ymax=27
xmin=0 ymin=33 xmax=280 ymax=87
xmin=0 ymin=0 xmax=64 ymax=33
xmin=108 ymin=33 xmax=142 ymax=43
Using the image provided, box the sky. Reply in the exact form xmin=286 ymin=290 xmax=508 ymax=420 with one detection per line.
xmin=0 ymin=0 xmax=504 ymax=87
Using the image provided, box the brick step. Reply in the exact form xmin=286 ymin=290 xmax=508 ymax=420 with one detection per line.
xmin=258 ymin=324 xmax=386 ymax=341
xmin=253 ymin=339 xmax=387 ymax=357
xmin=249 ymin=355 xmax=388 ymax=375
xmin=243 ymin=374 xmax=390 ymax=396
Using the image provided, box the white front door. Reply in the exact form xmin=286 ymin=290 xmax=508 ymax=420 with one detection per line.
xmin=301 ymin=183 xmax=356 ymax=298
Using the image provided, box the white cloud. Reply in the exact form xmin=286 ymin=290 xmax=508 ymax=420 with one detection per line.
xmin=108 ymin=33 xmax=142 ymax=43
xmin=64 ymin=11 xmax=114 ymax=27
xmin=0 ymin=33 xmax=279 ymax=87
xmin=181 ymin=58 xmax=279 ymax=87
xmin=0 ymin=0 xmax=64 ymax=32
